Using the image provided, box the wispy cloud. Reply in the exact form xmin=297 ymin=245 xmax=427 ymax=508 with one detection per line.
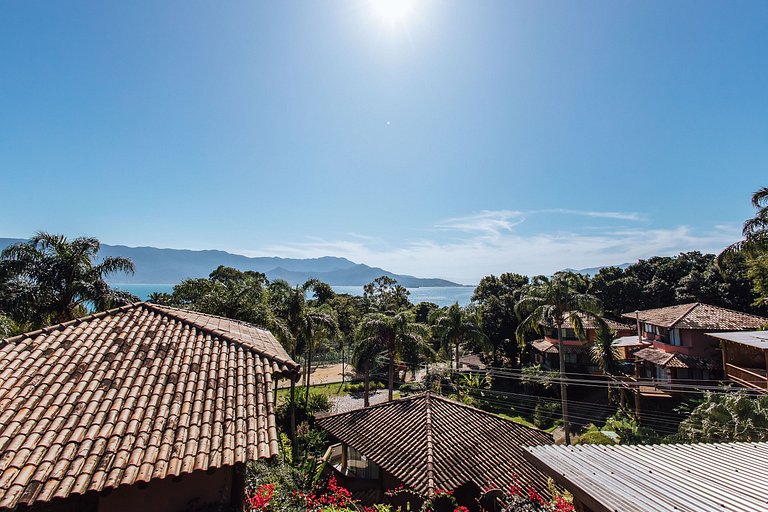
xmin=436 ymin=210 xmax=526 ymax=236
xmin=258 ymin=221 xmax=741 ymax=285
xmin=536 ymin=209 xmax=647 ymax=222
xmin=435 ymin=208 xmax=646 ymax=238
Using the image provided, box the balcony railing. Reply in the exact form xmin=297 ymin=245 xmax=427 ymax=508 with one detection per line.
xmin=725 ymin=363 xmax=768 ymax=390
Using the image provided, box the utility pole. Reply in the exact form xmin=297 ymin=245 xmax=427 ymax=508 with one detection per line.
xmin=556 ymin=324 xmax=571 ymax=445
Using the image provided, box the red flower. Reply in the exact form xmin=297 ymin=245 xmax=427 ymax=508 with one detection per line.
xmin=247 ymin=483 xmax=275 ymax=511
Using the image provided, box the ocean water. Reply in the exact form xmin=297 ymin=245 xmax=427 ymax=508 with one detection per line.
xmin=114 ymin=284 xmax=476 ymax=307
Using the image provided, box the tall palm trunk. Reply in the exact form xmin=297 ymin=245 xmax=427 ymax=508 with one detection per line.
xmin=455 ymin=339 xmax=461 ymax=369
xmin=363 ymin=361 xmax=370 ymax=407
xmin=305 ymin=339 xmax=313 ymax=406
xmin=555 ymin=324 xmax=571 ymax=445
xmin=289 ymin=375 xmax=297 ymax=458
xmin=388 ymin=347 xmax=395 ymax=401
xmin=387 ymin=333 xmax=396 ymax=401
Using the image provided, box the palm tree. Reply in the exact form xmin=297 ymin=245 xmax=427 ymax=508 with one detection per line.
xmin=432 ymin=303 xmax=487 ymax=370
xmin=515 ymin=273 xmax=606 ymax=445
xmin=351 ymin=334 xmax=382 ymax=407
xmin=0 ymin=313 xmax=19 ymax=339
xmin=0 ymin=232 xmax=136 ymax=326
xmin=269 ymin=279 xmax=339 ymax=403
xmin=719 ymin=187 xmax=768 ymax=261
xmin=590 ymin=323 xmax=626 ymax=407
xmin=591 ymin=324 xmax=622 ymax=376
xmin=678 ymin=391 xmax=768 ymax=443
xmin=356 ymin=311 xmax=430 ymax=401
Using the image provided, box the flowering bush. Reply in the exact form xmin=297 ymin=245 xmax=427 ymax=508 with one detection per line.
xmin=246 ymin=460 xmax=572 ymax=512
xmin=246 ymin=461 xmax=391 ymax=512
xmin=386 ymin=485 xmax=471 ymax=512
xmin=479 ymin=476 xmax=574 ymax=512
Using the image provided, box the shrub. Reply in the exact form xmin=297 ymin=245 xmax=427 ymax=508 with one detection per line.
xmin=575 ymin=431 xmax=616 ymax=446
xmin=533 ymin=400 xmax=561 ymax=429
xmin=276 ymin=392 xmax=333 ymax=433
xmin=479 ymin=476 xmax=574 ymax=512
xmin=399 ymin=382 xmax=426 ymax=396
xmin=245 ymin=459 xmax=393 ymax=512
xmin=603 ymin=411 xmax=660 ymax=445
xmin=344 ymin=381 xmax=385 ymax=393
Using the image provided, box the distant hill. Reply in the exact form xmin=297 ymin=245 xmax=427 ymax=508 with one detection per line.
xmin=562 ymin=263 xmax=633 ymax=276
xmin=0 ymin=238 xmax=463 ymax=287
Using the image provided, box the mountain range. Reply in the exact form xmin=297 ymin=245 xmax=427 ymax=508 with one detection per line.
xmin=0 ymin=238 xmax=463 ymax=287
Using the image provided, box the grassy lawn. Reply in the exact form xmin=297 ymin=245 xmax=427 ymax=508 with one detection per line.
xmin=497 ymin=413 xmax=538 ymax=429
xmin=276 ymin=382 xmax=348 ymax=402
xmin=276 ymin=383 xmax=402 ymax=404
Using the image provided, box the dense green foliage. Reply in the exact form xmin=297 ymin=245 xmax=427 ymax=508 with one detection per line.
xmin=676 ymin=392 xmax=768 ymax=443
xmin=0 ymin=232 xmax=137 ymax=330
xmin=431 ymin=302 xmax=487 ymax=368
xmin=354 ymin=311 xmax=430 ymax=401
xmin=589 ymin=251 xmax=762 ymax=317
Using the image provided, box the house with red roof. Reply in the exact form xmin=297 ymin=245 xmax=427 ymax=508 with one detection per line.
xmin=621 ymin=303 xmax=767 ymax=396
xmin=0 ymin=303 xmax=299 ymax=512
xmin=530 ymin=314 xmax=633 ymax=374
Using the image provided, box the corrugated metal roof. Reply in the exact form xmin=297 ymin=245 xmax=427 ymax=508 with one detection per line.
xmin=523 ymin=442 xmax=768 ymax=512
xmin=707 ymin=330 xmax=768 ymax=350
xmin=611 ymin=335 xmax=650 ymax=348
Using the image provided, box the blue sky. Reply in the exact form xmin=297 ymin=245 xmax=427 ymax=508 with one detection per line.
xmin=1 ymin=1 xmax=766 ymax=283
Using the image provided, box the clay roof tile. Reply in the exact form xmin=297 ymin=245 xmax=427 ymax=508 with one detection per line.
xmin=0 ymin=303 xmax=296 ymax=509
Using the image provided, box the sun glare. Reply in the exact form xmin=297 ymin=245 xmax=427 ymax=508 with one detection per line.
xmin=369 ymin=0 xmax=418 ymax=28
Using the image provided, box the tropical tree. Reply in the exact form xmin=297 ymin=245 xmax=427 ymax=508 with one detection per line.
xmin=719 ymin=187 xmax=768 ymax=307
xmin=0 ymin=233 xmax=137 ymax=327
xmin=677 ymin=391 xmax=768 ymax=443
xmin=171 ymin=267 xmax=277 ymax=325
xmin=590 ymin=324 xmax=623 ymax=377
xmin=350 ymin=333 xmax=382 ymax=407
xmin=356 ymin=311 xmax=430 ymax=401
xmin=472 ymin=273 xmax=529 ymax=365
xmin=590 ymin=323 xmax=627 ymax=408
xmin=363 ymin=276 xmax=411 ymax=313
xmin=515 ymin=272 xmax=606 ymax=444
xmin=432 ymin=303 xmax=487 ymax=370
xmin=720 ymin=187 xmax=768 ymax=260
xmin=0 ymin=313 xmax=18 ymax=339
xmin=324 ymin=293 xmax=366 ymax=385
xmin=268 ymin=279 xmax=339 ymax=401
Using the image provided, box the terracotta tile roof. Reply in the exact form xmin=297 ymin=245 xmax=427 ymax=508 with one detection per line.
xmin=633 ymin=347 xmax=719 ymax=369
xmin=543 ymin=313 xmax=632 ymax=331
xmin=458 ymin=354 xmax=486 ymax=369
xmin=532 ymin=339 xmax=558 ymax=354
xmin=0 ymin=303 xmax=298 ymax=510
xmin=530 ymin=339 xmax=589 ymax=355
xmin=622 ymin=303 xmax=768 ymax=330
xmin=316 ymin=393 xmax=553 ymax=494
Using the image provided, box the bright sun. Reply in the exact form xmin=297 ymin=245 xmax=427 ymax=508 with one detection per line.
xmin=369 ymin=0 xmax=417 ymax=28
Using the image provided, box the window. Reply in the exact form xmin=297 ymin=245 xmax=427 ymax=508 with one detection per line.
xmin=669 ymin=329 xmax=681 ymax=346
xmin=345 ymin=446 xmax=380 ymax=479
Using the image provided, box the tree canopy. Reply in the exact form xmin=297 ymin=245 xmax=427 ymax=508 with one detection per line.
xmin=0 ymin=232 xmax=137 ymax=328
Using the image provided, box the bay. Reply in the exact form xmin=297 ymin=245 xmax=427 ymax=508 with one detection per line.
xmin=114 ymin=283 xmax=476 ymax=307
